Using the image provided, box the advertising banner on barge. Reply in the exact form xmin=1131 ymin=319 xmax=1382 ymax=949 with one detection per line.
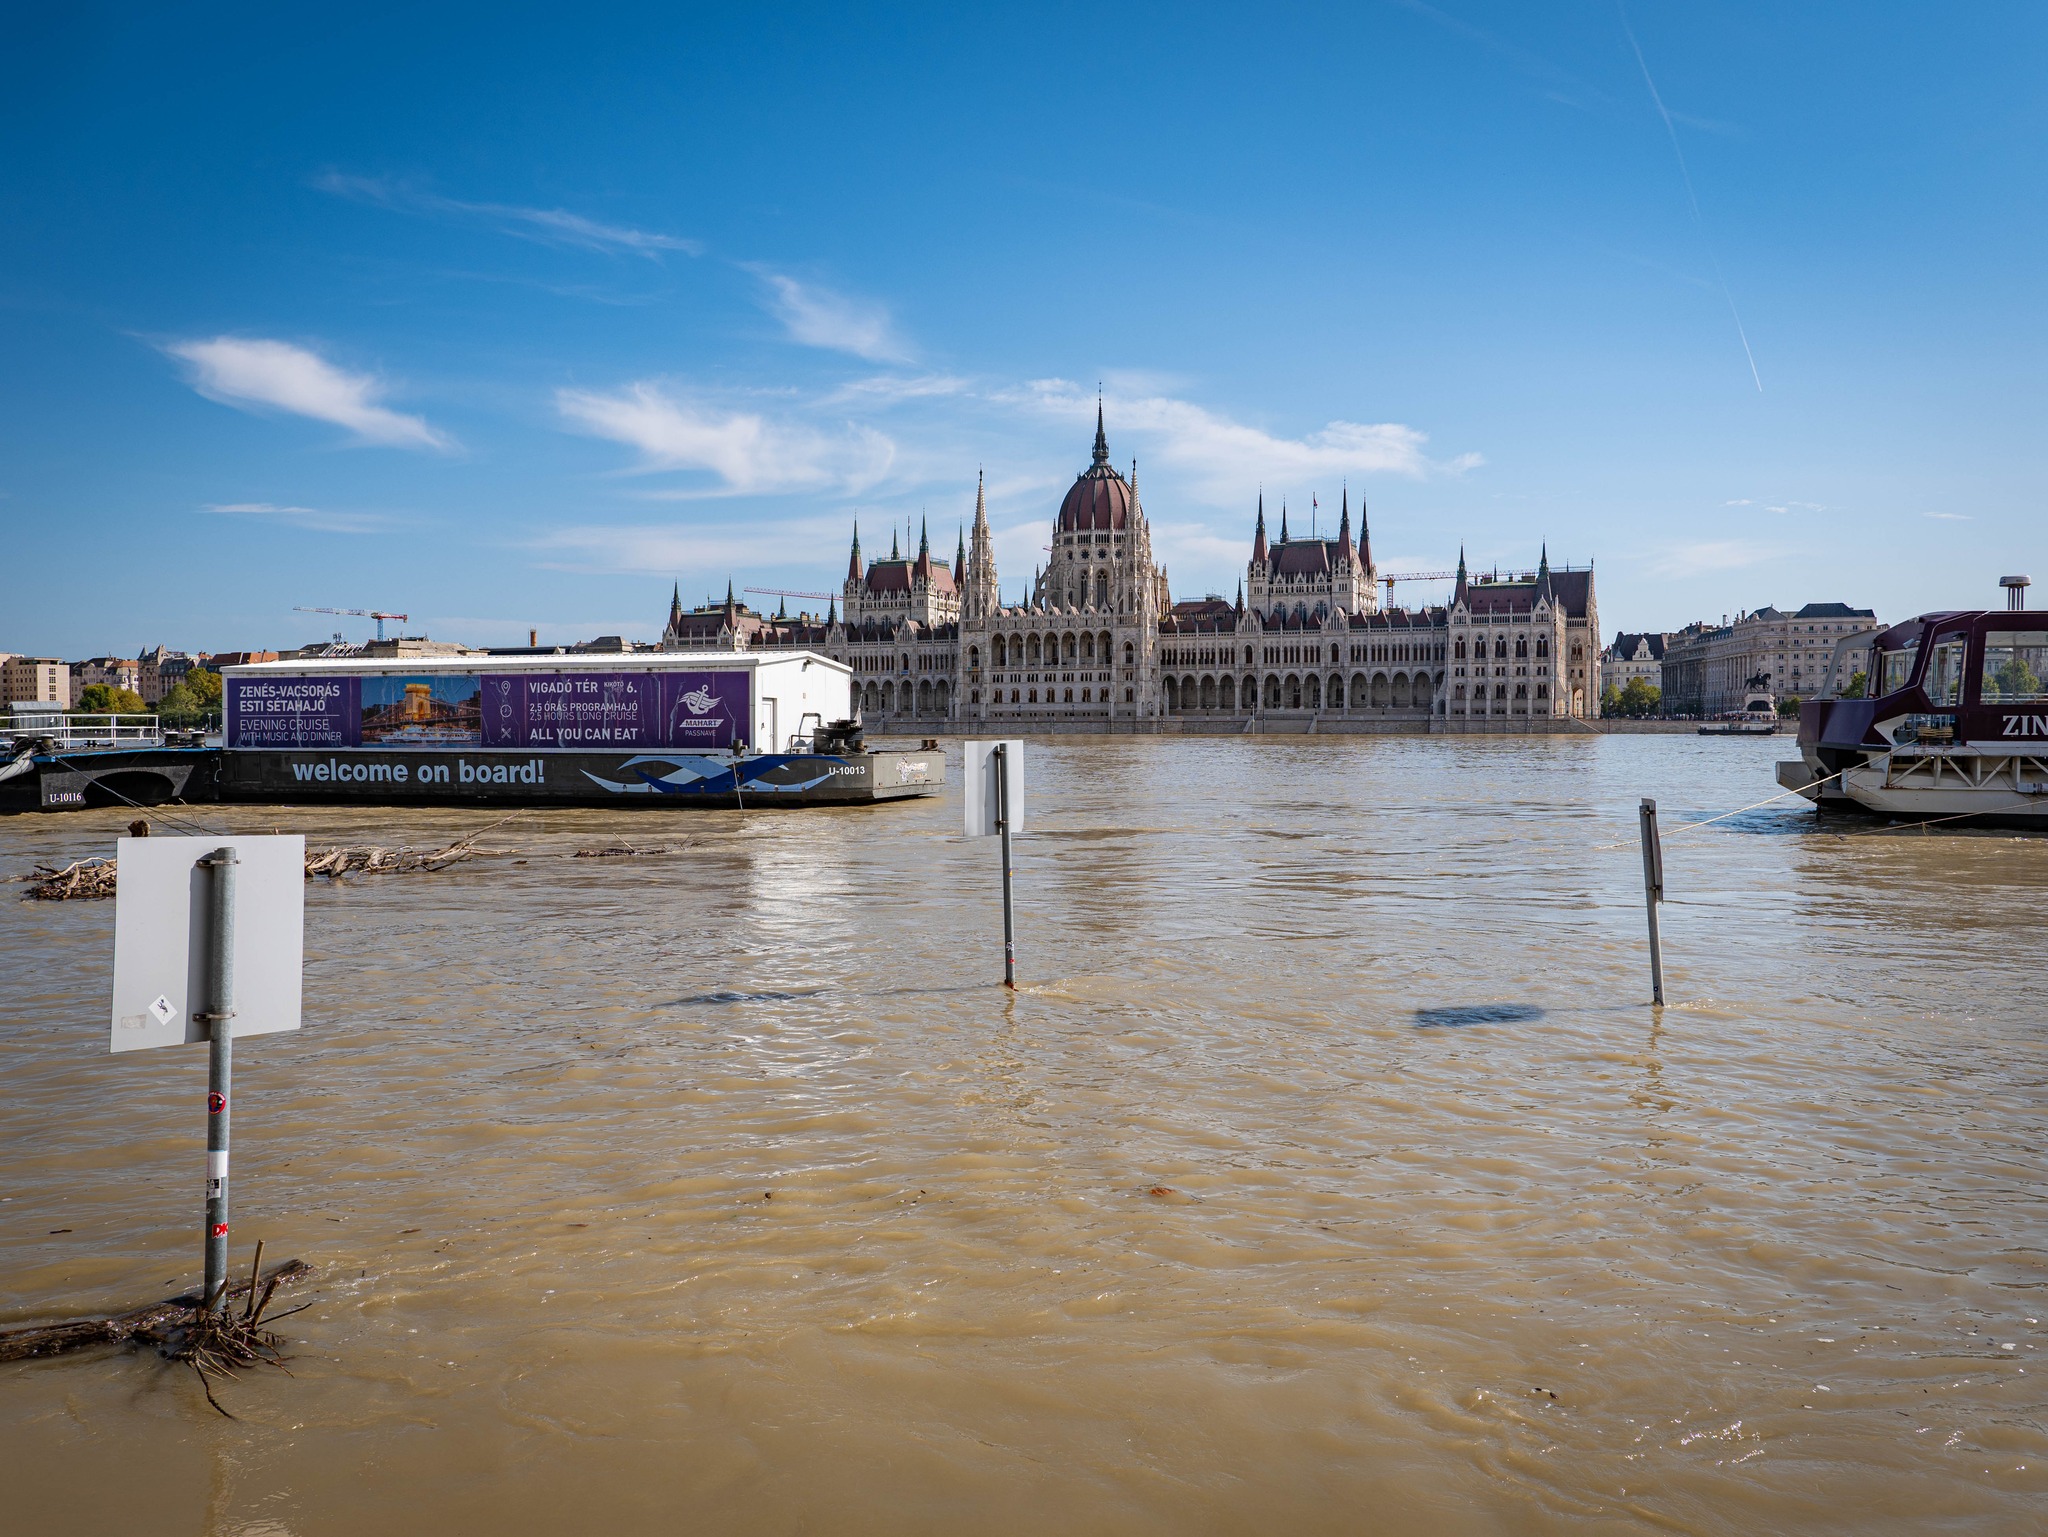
xmin=214 ymin=748 xmax=942 ymax=806
xmin=227 ymin=671 xmax=748 ymax=751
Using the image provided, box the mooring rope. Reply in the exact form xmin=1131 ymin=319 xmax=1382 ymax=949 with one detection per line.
xmin=1592 ymin=770 xmax=1844 ymax=849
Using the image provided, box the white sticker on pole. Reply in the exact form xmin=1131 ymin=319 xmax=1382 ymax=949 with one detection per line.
xmin=110 ymin=834 xmax=306 ymax=1053
xmin=962 ymin=739 xmax=1023 ymax=838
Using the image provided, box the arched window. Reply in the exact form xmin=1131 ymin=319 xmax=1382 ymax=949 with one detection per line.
xmin=1164 ymin=677 xmax=1178 ymax=710
xmin=1063 ymin=687 xmax=1073 ymax=702
xmin=1515 ymin=636 xmax=1528 ymax=659
xmin=992 ymin=637 xmax=1006 ymax=667
xmin=1220 ymin=675 xmax=1236 ymax=711
xmin=969 ymin=645 xmax=981 ymax=670
xmin=1063 ymin=632 xmax=1077 ymax=663
xmin=1010 ymin=689 xmax=1019 ymax=703
xmin=1027 ymin=634 xmax=1041 ymax=664
xmin=1028 ymin=688 xmax=1038 ymax=703
xmin=1535 ymin=636 xmax=1549 ymax=658
xmin=1100 ymin=630 xmax=1112 ymax=662
xmin=1494 ymin=637 xmax=1508 ymax=659
xmin=1124 ymin=641 xmax=1135 ymax=666
xmin=1454 ymin=638 xmax=1466 ymax=660
xmin=1081 ymin=632 xmax=1095 ymax=662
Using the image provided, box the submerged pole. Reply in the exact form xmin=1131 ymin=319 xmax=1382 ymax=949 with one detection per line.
xmin=995 ymin=743 xmax=1016 ymax=989
xmin=199 ymin=846 xmax=238 ymax=1311
xmin=1638 ymin=798 xmax=1665 ymax=1007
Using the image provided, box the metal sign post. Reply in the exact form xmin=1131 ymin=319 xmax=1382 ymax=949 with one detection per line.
xmin=964 ymin=740 xmax=1023 ymax=989
xmin=112 ymin=834 xmax=304 ymax=1309
xmin=1638 ymin=797 xmax=1665 ymax=1006
xmin=199 ymin=848 xmax=236 ymax=1309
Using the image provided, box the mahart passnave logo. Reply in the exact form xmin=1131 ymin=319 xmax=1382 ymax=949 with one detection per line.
xmin=679 ymin=685 xmax=720 ymax=716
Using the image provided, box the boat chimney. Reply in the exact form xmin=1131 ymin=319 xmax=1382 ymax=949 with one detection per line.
xmin=2000 ymin=575 xmax=2031 ymax=612
xmin=529 ymin=627 xmax=538 ymax=646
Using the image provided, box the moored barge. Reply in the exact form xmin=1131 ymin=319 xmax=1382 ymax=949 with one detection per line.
xmin=1779 ymin=577 xmax=2048 ymax=826
xmin=1 ymin=652 xmax=942 ymax=813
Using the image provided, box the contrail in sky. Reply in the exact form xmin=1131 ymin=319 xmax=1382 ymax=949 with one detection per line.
xmin=1618 ymin=5 xmax=1764 ymax=392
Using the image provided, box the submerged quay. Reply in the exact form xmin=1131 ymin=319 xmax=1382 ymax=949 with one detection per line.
xmin=2 ymin=732 xmax=2043 ymax=1534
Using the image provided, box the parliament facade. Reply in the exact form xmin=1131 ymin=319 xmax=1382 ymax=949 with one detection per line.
xmin=661 ymin=412 xmax=1601 ymax=733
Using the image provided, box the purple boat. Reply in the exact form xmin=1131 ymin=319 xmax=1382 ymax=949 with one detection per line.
xmin=1782 ymin=577 xmax=2048 ymax=826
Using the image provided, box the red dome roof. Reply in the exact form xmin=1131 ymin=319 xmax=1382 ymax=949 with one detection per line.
xmin=1057 ymin=409 xmax=1132 ymax=532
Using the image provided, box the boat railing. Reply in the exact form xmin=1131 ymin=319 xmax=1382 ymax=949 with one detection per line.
xmin=2 ymin=713 xmax=164 ymax=749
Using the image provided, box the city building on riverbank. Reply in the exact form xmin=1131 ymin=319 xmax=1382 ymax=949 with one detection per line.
xmin=1603 ymin=632 xmax=1668 ymax=693
xmin=1659 ymin=603 xmax=1880 ymax=715
xmin=659 ymin=413 xmax=1601 ymax=734
xmin=2 ymin=656 xmax=69 ymax=705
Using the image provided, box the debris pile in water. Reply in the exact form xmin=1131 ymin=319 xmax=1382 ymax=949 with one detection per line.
xmin=15 ymin=814 xmax=526 ymax=898
xmin=14 ymin=857 xmax=118 ymax=901
xmin=0 ymin=1248 xmax=313 ymax=1418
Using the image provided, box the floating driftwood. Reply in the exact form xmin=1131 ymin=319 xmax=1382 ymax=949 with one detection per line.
xmin=15 ymin=813 xmax=529 ymax=898
xmin=0 ymin=1255 xmax=312 ymax=1367
xmin=14 ymin=857 xmax=118 ymax=901
xmin=573 ymin=842 xmax=686 ymax=859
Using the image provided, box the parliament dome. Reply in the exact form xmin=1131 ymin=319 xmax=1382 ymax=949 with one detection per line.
xmin=1056 ymin=408 xmax=1132 ymax=533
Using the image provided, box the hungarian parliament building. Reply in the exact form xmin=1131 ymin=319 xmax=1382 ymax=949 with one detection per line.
xmin=661 ymin=411 xmax=1600 ymax=732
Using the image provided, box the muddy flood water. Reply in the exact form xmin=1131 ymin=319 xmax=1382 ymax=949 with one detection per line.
xmin=1 ymin=733 xmax=2043 ymax=1534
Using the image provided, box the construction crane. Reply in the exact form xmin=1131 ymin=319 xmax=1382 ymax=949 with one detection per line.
xmin=742 ymin=587 xmax=835 ymax=603
xmin=295 ymin=606 xmax=409 ymax=641
xmin=1378 ymin=570 xmax=1456 ymax=595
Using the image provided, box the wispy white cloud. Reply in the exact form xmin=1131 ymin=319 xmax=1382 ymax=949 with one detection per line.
xmin=1645 ymin=539 xmax=1784 ymax=577
xmin=1003 ymin=379 xmax=1479 ymax=502
xmin=202 ymin=501 xmax=397 ymax=534
xmin=166 ymin=337 xmax=452 ymax=451
xmin=526 ymin=518 xmax=853 ymax=578
xmin=1723 ymin=498 xmax=1754 ymax=506
xmin=1925 ymin=511 xmax=1971 ymax=521
xmin=752 ymin=269 xmax=912 ymax=362
xmin=317 ymin=173 xmax=701 ymax=258
xmin=820 ymin=372 xmax=968 ymax=407
xmin=555 ymin=381 xmax=895 ymax=495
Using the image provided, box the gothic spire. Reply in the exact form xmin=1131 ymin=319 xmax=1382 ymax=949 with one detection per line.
xmin=954 ymin=525 xmax=965 ymax=575
xmin=847 ymin=521 xmax=861 ymax=584
xmin=1338 ymin=485 xmax=1352 ymax=553
xmin=1091 ymin=399 xmax=1109 ymax=467
xmin=889 ymin=528 xmax=900 ymax=561
xmin=1279 ymin=501 xmax=1290 ymax=543
xmin=1359 ymin=494 xmax=1373 ymax=573
xmin=668 ymin=582 xmax=683 ymax=631
xmin=1252 ymin=493 xmax=1268 ymax=564
xmin=1453 ymin=545 xmax=1468 ymax=605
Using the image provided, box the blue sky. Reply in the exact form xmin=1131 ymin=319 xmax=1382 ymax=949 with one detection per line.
xmin=3 ymin=2 xmax=2043 ymax=657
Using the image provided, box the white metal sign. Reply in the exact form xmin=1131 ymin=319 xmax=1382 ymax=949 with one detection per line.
xmin=111 ymin=835 xmax=305 ymax=1053
xmin=962 ymin=739 xmax=1023 ymax=838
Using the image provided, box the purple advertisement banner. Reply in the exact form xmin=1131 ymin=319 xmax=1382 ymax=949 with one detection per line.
xmin=231 ymin=669 xmax=749 ymax=750
xmin=227 ymin=675 xmax=360 ymax=748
